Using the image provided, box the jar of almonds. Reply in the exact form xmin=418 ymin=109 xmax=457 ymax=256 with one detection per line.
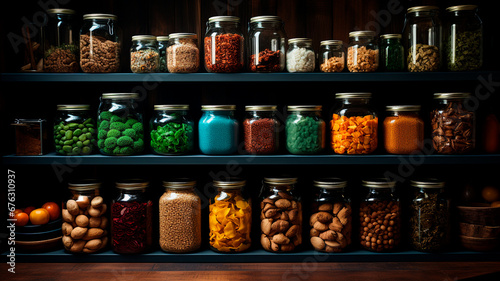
xmin=260 ymin=177 xmax=302 ymax=252
xmin=310 ymin=178 xmax=351 ymax=253
xmin=359 ymin=179 xmax=401 ymax=252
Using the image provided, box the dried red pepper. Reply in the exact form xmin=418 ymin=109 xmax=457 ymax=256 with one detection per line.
xmin=249 ymin=49 xmax=282 ymax=72
xmin=204 ymin=33 xmax=244 ymax=73
xmin=111 ymin=201 xmax=153 ymax=254
xmin=243 ymin=118 xmax=279 ymax=154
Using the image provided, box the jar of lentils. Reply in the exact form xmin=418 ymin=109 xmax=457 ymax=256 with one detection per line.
xmin=243 ymin=105 xmax=280 ymax=155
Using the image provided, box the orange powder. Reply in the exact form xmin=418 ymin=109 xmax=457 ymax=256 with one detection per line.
xmin=383 ymin=112 xmax=424 ymax=154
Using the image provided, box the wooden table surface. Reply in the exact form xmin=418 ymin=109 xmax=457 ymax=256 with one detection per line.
xmin=1 ymin=262 xmax=500 ymax=281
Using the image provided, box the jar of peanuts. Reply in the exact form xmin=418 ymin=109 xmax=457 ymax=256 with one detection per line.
xmin=130 ymin=35 xmax=159 ymax=73
xmin=244 ymin=105 xmax=280 ymax=155
xmin=383 ymin=105 xmax=424 ymax=154
xmin=347 ymin=31 xmax=379 ymax=72
xmin=248 ymin=16 xmax=286 ymax=72
xmin=260 ymin=177 xmax=302 ymax=252
xmin=330 ymin=93 xmax=378 ymax=154
xmin=319 ymin=40 xmax=345 ymax=72
xmin=310 ymin=178 xmax=351 ymax=253
xmin=359 ymin=179 xmax=401 ymax=252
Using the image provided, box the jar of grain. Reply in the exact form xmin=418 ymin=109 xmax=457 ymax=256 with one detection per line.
xmin=130 ymin=35 xmax=159 ymax=73
xmin=347 ymin=31 xmax=379 ymax=72
xmin=310 ymin=178 xmax=351 ymax=253
xmin=286 ymin=38 xmax=315 ymax=72
xmin=248 ymin=16 xmax=286 ymax=72
xmin=159 ymin=179 xmax=201 ymax=253
xmin=111 ymin=180 xmax=153 ymax=254
xmin=157 ymin=35 xmax=169 ymax=72
xmin=167 ymin=33 xmax=199 ymax=73
xmin=409 ymin=179 xmax=450 ymax=252
xmin=286 ymin=105 xmax=325 ymax=154
xmin=198 ymin=105 xmax=238 ymax=154
xmin=209 ymin=178 xmax=251 ymax=253
xmin=359 ymin=179 xmax=401 ymax=252
xmin=244 ymin=105 xmax=280 ymax=155
xmin=383 ymin=105 xmax=424 ymax=154
xmin=260 ymin=177 xmax=302 ymax=252
xmin=319 ymin=40 xmax=345 ymax=73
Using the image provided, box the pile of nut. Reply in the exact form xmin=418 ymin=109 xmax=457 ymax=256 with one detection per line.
xmin=310 ymin=203 xmax=351 ymax=252
xmin=347 ymin=46 xmax=379 ymax=72
xmin=80 ymin=34 xmax=120 ymax=73
xmin=320 ymin=56 xmax=345 ymax=72
xmin=431 ymin=101 xmax=474 ymax=154
xmin=407 ymin=44 xmax=439 ymax=72
xmin=260 ymin=192 xmax=302 ymax=252
xmin=62 ymin=196 xmax=108 ymax=253
xmin=359 ymin=201 xmax=400 ymax=252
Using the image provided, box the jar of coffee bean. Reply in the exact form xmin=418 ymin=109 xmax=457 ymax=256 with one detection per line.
xmin=359 ymin=179 xmax=401 ymax=252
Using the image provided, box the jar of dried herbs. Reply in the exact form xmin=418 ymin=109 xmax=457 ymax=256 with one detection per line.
xmin=445 ymin=5 xmax=482 ymax=71
xmin=130 ymin=35 xmax=159 ymax=73
xmin=379 ymin=34 xmax=404 ymax=71
xmin=409 ymin=179 xmax=450 ymax=252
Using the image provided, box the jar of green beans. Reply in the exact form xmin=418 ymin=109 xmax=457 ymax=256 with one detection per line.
xmin=54 ymin=104 xmax=97 ymax=155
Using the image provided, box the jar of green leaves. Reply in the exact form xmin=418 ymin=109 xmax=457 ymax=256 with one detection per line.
xmin=150 ymin=105 xmax=194 ymax=155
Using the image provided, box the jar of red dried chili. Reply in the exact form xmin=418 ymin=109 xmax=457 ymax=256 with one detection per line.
xmin=204 ymin=16 xmax=245 ymax=73
xmin=248 ymin=16 xmax=286 ymax=72
xmin=244 ymin=105 xmax=280 ymax=154
xmin=111 ymin=179 xmax=153 ymax=254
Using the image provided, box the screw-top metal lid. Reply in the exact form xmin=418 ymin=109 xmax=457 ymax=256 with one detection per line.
xmin=245 ymin=105 xmax=277 ymax=111
xmin=410 ymin=178 xmax=445 ymax=188
xmin=287 ymin=105 xmax=322 ymax=111
xmin=288 ymin=38 xmax=312 ymax=44
xmin=156 ymin=36 xmax=169 ymax=41
xmin=250 ymin=15 xmax=282 ymax=23
xmin=213 ymin=178 xmax=246 ymax=189
xmin=386 ymin=105 xmax=421 ymax=112
xmin=362 ymin=178 xmax=396 ymax=188
xmin=320 ymin=40 xmax=343 ymax=46
xmin=335 ymin=92 xmax=372 ymax=99
xmin=57 ymin=104 xmax=90 ymax=111
xmin=116 ymin=179 xmax=149 ymax=190
xmin=380 ymin=34 xmax=402 ymax=39
xmin=68 ymin=179 xmax=102 ymax=191
xmin=132 ymin=35 xmax=157 ymax=41
xmin=446 ymin=5 xmax=478 ymax=12
xmin=201 ymin=105 xmax=236 ymax=111
xmin=12 ymin=118 xmax=46 ymax=125
xmin=47 ymin=9 xmax=75 ymax=15
xmin=264 ymin=177 xmax=298 ymax=185
xmin=154 ymin=104 xmax=189 ymax=110
xmin=314 ymin=178 xmax=347 ymax=189
xmin=433 ymin=93 xmax=471 ymax=99
xmin=163 ymin=178 xmax=196 ymax=189
xmin=349 ymin=31 xmax=375 ymax=38
xmin=208 ymin=16 xmax=240 ymax=23
xmin=102 ymin=93 xmax=139 ymax=100
xmin=168 ymin=33 xmax=197 ymax=39
xmin=83 ymin=14 xmax=118 ymax=20
xmin=407 ymin=6 xmax=440 ymax=13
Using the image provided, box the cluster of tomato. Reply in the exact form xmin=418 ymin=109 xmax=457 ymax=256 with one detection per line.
xmin=10 ymin=202 xmax=60 ymax=227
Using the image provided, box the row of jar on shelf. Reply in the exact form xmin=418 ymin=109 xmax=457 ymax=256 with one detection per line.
xmin=39 ymin=5 xmax=482 ymax=73
xmin=62 ymin=177 xmax=452 ymax=254
xmin=13 ymin=92 xmax=500 ymax=156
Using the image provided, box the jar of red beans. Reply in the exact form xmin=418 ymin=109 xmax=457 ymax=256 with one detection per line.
xmin=244 ymin=105 xmax=280 ymax=154
xmin=359 ymin=179 xmax=401 ymax=252
xmin=204 ymin=16 xmax=244 ymax=73
xmin=111 ymin=179 xmax=153 ymax=254
xmin=383 ymin=105 xmax=424 ymax=154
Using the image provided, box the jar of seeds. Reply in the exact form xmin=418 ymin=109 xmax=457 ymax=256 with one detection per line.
xmin=130 ymin=35 xmax=159 ymax=73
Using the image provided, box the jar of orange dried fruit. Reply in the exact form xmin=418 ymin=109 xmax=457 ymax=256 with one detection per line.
xmin=209 ymin=178 xmax=252 ymax=253
xmin=330 ymin=93 xmax=378 ymax=154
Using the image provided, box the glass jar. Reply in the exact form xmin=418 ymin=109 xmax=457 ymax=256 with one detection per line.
xmin=43 ymin=9 xmax=78 ymax=72
xmin=347 ymin=31 xmax=379 ymax=72
xmin=157 ymin=36 xmax=169 ymax=72
xmin=150 ymin=105 xmax=194 ymax=155
xmin=248 ymin=16 xmax=286 ymax=72
xmin=80 ymin=14 xmax=121 ymax=73
xmin=198 ymin=105 xmax=238 ymax=155
xmin=409 ymin=179 xmax=450 ymax=252
xmin=244 ymin=105 xmax=280 ymax=155
xmin=403 ymin=6 xmax=441 ymax=72
xmin=431 ymin=93 xmax=475 ymax=154
xmin=63 ymin=180 xmax=107 ymax=254
xmin=287 ymin=38 xmax=315 ymax=72
xmin=445 ymin=5 xmax=482 ymax=71
xmin=97 ymin=93 xmax=145 ymax=156
xmin=54 ymin=104 xmax=96 ymax=155
xmin=159 ymin=179 xmax=202 ymax=253
xmin=111 ymin=180 xmax=153 ymax=254
xmin=204 ymin=16 xmax=244 ymax=73
xmin=319 ymin=40 xmax=345 ymax=73
xmin=260 ymin=177 xmax=302 ymax=252
xmin=383 ymin=105 xmax=424 ymax=154
xmin=331 ymin=93 xmax=378 ymax=154
xmin=130 ymin=35 xmax=159 ymax=73
xmin=167 ymin=33 xmax=199 ymax=73
xmin=286 ymin=105 xmax=325 ymax=154
xmin=310 ymin=178 xmax=351 ymax=253
xmin=12 ymin=119 xmax=47 ymax=155
xmin=209 ymin=178 xmax=251 ymax=253
xmin=379 ymin=34 xmax=404 ymax=71
xmin=359 ymin=179 xmax=401 ymax=252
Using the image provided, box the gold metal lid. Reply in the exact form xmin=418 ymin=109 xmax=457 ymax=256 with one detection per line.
xmin=163 ymin=178 xmax=196 ymax=189
xmin=250 ymin=16 xmax=282 ymax=23
xmin=411 ymin=178 xmax=445 ymax=189
xmin=380 ymin=34 xmax=402 ymax=39
xmin=116 ymin=179 xmax=149 ymax=190
xmin=68 ymin=180 xmax=101 ymax=191
xmin=446 ymin=5 xmax=478 ymax=12
xmin=386 ymin=105 xmax=421 ymax=112
xmin=102 ymin=93 xmax=139 ymax=100
xmin=362 ymin=178 xmax=396 ymax=188
xmin=314 ymin=178 xmax=347 ymax=189
xmin=264 ymin=177 xmax=298 ymax=185
xmin=320 ymin=40 xmax=343 ymax=46
xmin=156 ymin=36 xmax=169 ymax=41
xmin=132 ymin=35 xmax=157 ymax=41
xmin=245 ymin=105 xmax=277 ymax=111
xmin=208 ymin=16 xmax=240 ymax=23
xmin=47 ymin=9 xmax=75 ymax=15
xmin=83 ymin=14 xmax=118 ymax=20
xmin=168 ymin=33 xmax=197 ymax=39
xmin=335 ymin=92 xmax=372 ymax=99
xmin=154 ymin=104 xmax=189 ymax=110
xmin=288 ymin=38 xmax=312 ymax=44
xmin=201 ymin=105 xmax=236 ymax=111
xmin=213 ymin=178 xmax=246 ymax=189
xmin=349 ymin=31 xmax=375 ymax=37
xmin=407 ymin=6 xmax=439 ymax=13
xmin=287 ymin=105 xmax=322 ymax=111
xmin=57 ymin=104 xmax=90 ymax=111
xmin=433 ymin=93 xmax=471 ymax=99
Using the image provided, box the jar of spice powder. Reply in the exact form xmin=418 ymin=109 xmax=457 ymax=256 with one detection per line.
xmin=157 ymin=36 xmax=169 ymax=72
xmin=287 ymin=38 xmax=315 ymax=72
xmin=167 ymin=33 xmax=199 ymax=73
xmin=204 ymin=16 xmax=244 ymax=73
xmin=347 ymin=31 xmax=379 ymax=72
xmin=286 ymin=105 xmax=325 ymax=154
xmin=248 ymin=16 xmax=286 ymax=72
xmin=198 ymin=105 xmax=238 ymax=154
xmin=379 ymin=34 xmax=404 ymax=71
xmin=111 ymin=180 xmax=153 ymax=254
xmin=319 ymin=40 xmax=345 ymax=73
xmin=130 ymin=35 xmax=159 ymax=73
xmin=244 ymin=105 xmax=280 ymax=155
xmin=383 ymin=105 xmax=424 ymax=154
xmin=160 ymin=179 xmax=201 ymax=253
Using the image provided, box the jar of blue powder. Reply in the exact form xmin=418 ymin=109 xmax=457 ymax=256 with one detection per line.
xmin=286 ymin=105 xmax=325 ymax=154
xmin=199 ymin=105 xmax=239 ymax=154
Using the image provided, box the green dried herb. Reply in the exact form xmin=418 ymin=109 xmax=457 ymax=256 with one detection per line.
xmin=380 ymin=38 xmax=404 ymax=71
xmin=150 ymin=122 xmax=194 ymax=154
xmin=446 ymin=30 xmax=482 ymax=71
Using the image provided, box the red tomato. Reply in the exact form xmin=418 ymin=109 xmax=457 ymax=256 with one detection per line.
xmin=24 ymin=206 xmax=36 ymax=216
xmin=29 ymin=208 xmax=50 ymax=225
xmin=10 ymin=209 xmax=23 ymax=218
xmin=14 ymin=212 xmax=29 ymax=227
xmin=42 ymin=202 xmax=61 ymax=221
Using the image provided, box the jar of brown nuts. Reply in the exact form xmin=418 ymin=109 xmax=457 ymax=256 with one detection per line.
xmin=260 ymin=177 xmax=302 ymax=253
xmin=310 ymin=178 xmax=351 ymax=253
xmin=359 ymin=179 xmax=401 ymax=252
